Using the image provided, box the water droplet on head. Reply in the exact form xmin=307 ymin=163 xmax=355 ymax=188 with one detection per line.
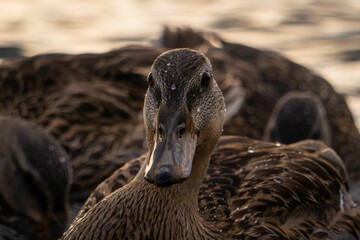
xmin=167 ymin=63 xmax=171 ymax=66
xmin=247 ymin=146 xmax=255 ymax=153
xmin=275 ymin=142 xmax=281 ymax=147
xmin=171 ymin=84 xmax=176 ymax=90
xmin=197 ymin=107 xmax=201 ymax=112
xmin=171 ymin=74 xmax=174 ymax=77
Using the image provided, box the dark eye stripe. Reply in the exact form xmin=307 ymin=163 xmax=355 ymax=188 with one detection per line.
xmin=201 ymin=71 xmax=211 ymax=87
xmin=147 ymin=72 xmax=154 ymax=85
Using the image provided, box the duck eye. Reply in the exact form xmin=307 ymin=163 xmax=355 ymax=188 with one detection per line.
xmin=158 ymin=125 xmax=163 ymax=136
xmin=201 ymin=71 xmax=211 ymax=87
xmin=177 ymin=125 xmax=186 ymax=138
xmin=147 ymin=72 xmax=154 ymax=85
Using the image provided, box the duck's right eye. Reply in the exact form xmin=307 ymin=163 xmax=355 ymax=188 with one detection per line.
xmin=147 ymin=72 xmax=154 ymax=85
xmin=200 ymin=71 xmax=211 ymax=87
xmin=158 ymin=125 xmax=164 ymax=136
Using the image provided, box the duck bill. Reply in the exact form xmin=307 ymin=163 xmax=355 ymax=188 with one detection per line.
xmin=144 ymin=109 xmax=197 ymax=187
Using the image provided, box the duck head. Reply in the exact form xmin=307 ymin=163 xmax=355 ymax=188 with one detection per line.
xmin=263 ymin=91 xmax=332 ymax=145
xmin=143 ymin=48 xmax=225 ymax=187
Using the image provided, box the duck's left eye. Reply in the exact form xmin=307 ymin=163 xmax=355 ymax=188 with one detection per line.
xmin=147 ymin=72 xmax=154 ymax=85
xmin=201 ymin=71 xmax=211 ymax=87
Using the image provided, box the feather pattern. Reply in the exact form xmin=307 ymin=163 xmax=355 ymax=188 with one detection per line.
xmin=0 ymin=28 xmax=359 ymax=206
xmin=70 ymin=137 xmax=360 ymax=239
xmin=65 ymin=48 xmax=359 ymax=239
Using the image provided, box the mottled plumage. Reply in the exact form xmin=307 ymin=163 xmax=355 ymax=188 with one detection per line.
xmin=63 ymin=49 xmax=359 ymax=239
xmin=0 ymin=48 xmax=159 ymax=202
xmin=0 ymin=117 xmax=72 ymax=239
xmin=76 ymin=137 xmax=360 ymax=239
xmin=0 ymin=28 xmax=359 ymax=205
xmin=159 ymin=27 xmax=360 ymax=182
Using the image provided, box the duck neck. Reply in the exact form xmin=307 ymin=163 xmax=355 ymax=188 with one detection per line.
xmin=131 ymin=142 xmax=221 ymax=239
xmin=183 ymin=143 xmax=215 ymax=201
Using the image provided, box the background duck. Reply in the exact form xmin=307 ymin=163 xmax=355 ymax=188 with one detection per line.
xmin=0 ymin=47 xmax=159 ymax=203
xmin=63 ymin=49 xmax=359 ymax=239
xmin=0 ymin=27 xmax=358 ymax=205
xmin=263 ymin=91 xmax=332 ymax=145
xmin=0 ymin=116 xmax=72 ymax=239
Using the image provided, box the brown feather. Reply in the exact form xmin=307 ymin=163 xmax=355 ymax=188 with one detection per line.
xmin=0 ymin=28 xmax=358 ymax=206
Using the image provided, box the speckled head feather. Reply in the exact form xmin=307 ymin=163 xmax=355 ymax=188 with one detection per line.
xmin=144 ymin=48 xmax=224 ymax=137
xmin=143 ymin=49 xmax=225 ymax=186
xmin=151 ymin=48 xmax=211 ymax=108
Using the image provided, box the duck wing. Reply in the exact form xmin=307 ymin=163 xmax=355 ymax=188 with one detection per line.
xmin=201 ymin=136 xmax=359 ymax=238
xmin=76 ymin=136 xmax=359 ymax=238
xmin=76 ymin=156 xmax=144 ymax=219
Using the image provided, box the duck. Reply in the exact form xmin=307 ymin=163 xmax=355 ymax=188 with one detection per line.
xmin=158 ymin=27 xmax=360 ymax=183
xmin=263 ymin=91 xmax=332 ymax=145
xmin=1 ymin=27 xmax=359 ymax=205
xmin=0 ymin=47 xmax=158 ymax=202
xmin=62 ymin=49 xmax=360 ymax=239
xmin=0 ymin=116 xmax=72 ymax=239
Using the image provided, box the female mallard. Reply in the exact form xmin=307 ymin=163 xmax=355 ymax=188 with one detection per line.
xmin=1 ymin=28 xmax=359 ymax=204
xmin=0 ymin=116 xmax=72 ymax=239
xmin=62 ymin=49 xmax=359 ymax=239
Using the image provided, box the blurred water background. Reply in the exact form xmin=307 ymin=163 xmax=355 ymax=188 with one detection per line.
xmin=0 ymin=0 xmax=359 ymax=128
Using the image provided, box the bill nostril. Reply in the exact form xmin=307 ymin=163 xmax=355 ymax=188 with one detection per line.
xmin=156 ymin=171 xmax=172 ymax=186
xmin=158 ymin=125 xmax=164 ymax=136
xmin=177 ymin=125 xmax=186 ymax=138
